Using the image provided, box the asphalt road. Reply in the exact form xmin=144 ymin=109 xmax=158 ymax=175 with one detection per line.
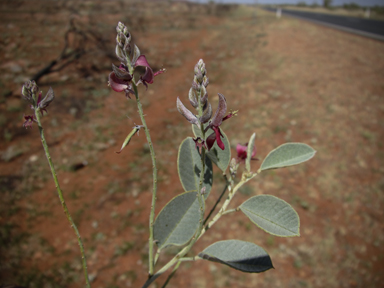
xmin=264 ymin=7 xmax=384 ymax=41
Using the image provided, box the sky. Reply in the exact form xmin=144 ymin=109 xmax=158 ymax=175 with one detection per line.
xmin=192 ymin=0 xmax=384 ymax=7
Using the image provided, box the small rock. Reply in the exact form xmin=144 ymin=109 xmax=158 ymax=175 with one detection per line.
xmin=93 ymin=142 xmax=109 ymax=151
xmin=29 ymin=154 xmax=38 ymax=162
xmin=1 ymin=145 xmax=23 ymax=162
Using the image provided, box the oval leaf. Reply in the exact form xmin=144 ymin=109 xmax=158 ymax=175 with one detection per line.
xmin=259 ymin=143 xmax=316 ymax=171
xmin=240 ymin=195 xmax=300 ymax=237
xmin=198 ymin=240 xmax=273 ymax=273
xmin=192 ymin=124 xmax=231 ymax=172
xmin=154 ymin=191 xmax=203 ymax=249
xmin=178 ymin=137 xmax=213 ymax=195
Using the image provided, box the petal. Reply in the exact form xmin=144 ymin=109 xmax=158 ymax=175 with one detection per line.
xmin=38 ymin=87 xmax=55 ymax=110
xmin=189 ymin=88 xmax=198 ymax=108
xmin=177 ymin=97 xmax=199 ymax=125
xmin=200 ymin=102 xmax=212 ymax=124
xmin=141 ymin=67 xmax=154 ymax=85
xmin=213 ymin=126 xmax=225 ymax=150
xmin=112 ymin=63 xmax=132 ymax=81
xmin=206 ymin=132 xmax=216 ymax=151
xmin=236 ymin=144 xmax=248 ymax=160
xmin=109 ymin=72 xmax=130 ymax=92
xmin=134 ymin=55 xmax=151 ymax=69
xmin=210 ymin=93 xmax=227 ymax=127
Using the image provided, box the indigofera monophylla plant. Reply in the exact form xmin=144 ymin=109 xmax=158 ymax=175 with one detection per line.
xmin=20 ymin=21 xmax=316 ymax=288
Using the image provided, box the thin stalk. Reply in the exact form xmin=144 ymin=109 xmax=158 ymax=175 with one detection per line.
xmin=204 ymin=175 xmax=228 ymax=225
xmin=34 ymin=108 xmax=91 ymax=288
xmin=222 ymin=208 xmax=239 ymax=216
xmin=198 ymin=173 xmax=256 ymax=241
xmin=160 ymin=261 xmax=181 ymax=288
xmin=142 ymin=87 xmax=208 ymax=288
xmin=132 ymin=83 xmax=158 ymax=276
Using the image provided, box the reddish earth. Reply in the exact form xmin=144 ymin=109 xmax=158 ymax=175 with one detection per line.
xmin=0 ymin=1 xmax=383 ymax=288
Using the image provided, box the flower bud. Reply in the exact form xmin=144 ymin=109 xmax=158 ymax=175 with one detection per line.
xmin=200 ymin=85 xmax=208 ymax=104
xmin=188 ymin=88 xmax=198 ymax=108
xmin=197 ymin=59 xmax=206 ymax=75
xmin=203 ymin=75 xmax=209 ymax=87
xmin=22 ymin=80 xmax=38 ymax=104
xmin=229 ymin=158 xmax=239 ymax=177
xmin=200 ymin=102 xmax=212 ymax=124
xmin=177 ymin=97 xmax=198 ymax=125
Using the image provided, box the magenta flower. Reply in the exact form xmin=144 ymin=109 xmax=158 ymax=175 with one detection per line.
xmin=205 ymin=93 xmax=236 ymax=151
xmin=236 ymin=143 xmax=258 ymax=163
xmin=135 ymin=55 xmax=165 ymax=88
xmin=109 ymin=56 xmax=164 ymax=99
xmin=23 ymin=115 xmax=36 ymax=129
xmin=109 ymin=64 xmax=134 ymax=98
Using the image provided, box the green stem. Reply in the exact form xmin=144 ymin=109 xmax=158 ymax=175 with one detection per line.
xmin=160 ymin=261 xmax=181 ymax=288
xmin=132 ymin=83 xmax=158 ymax=276
xmin=142 ymin=87 xmax=208 ymax=288
xmin=197 ymin=173 xmax=256 ymax=241
xmin=34 ymin=108 xmax=91 ymax=288
xmin=204 ymin=174 xmax=228 ymax=225
xmin=222 ymin=208 xmax=239 ymax=216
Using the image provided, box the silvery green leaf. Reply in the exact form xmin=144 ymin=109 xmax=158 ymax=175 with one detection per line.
xmin=178 ymin=137 xmax=213 ymax=195
xmin=260 ymin=143 xmax=316 ymax=171
xmin=154 ymin=191 xmax=204 ymax=249
xmin=240 ymin=195 xmax=300 ymax=237
xmin=199 ymin=240 xmax=273 ymax=273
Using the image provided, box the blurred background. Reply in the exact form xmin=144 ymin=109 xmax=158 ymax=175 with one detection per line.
xmin=0 ymin=0 xmax=383 ymax=287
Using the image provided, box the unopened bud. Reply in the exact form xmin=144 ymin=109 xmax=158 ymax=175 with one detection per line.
xmin=200 ymin=85 xmax=208 ymax=104
xmin=177 ymin=97 xmax=199 ymax=125
xmin=197 ymin=59 xmax=206 ymax=75
xmin=230 ymin=158 xmax=239 ymax=177
xmin=203 ymin=75 xmax=209 ymax=87
xmin=200 ymin=102 xmax=212 ymax=124
xmin=116 ymin=34 xmax=123 ymax=47
xmin=188 ymin=88 xmax=198 ymax=108
xmin=22 ymin=80 xmax=38 ymax=104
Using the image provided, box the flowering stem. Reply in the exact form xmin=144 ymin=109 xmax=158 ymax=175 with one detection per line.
xmin=132 ymin=83 xmax=158 ymax=276
xmin=34 ymin=108 xmax=91 ymax=288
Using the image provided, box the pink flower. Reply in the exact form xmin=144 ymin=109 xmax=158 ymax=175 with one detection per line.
xmin=23 ymin=115 xmax=36 ymax=129
xmin=109 ymin=64 xmax=134 ymax=98
xmin=205 ymin=93 xmax=237 ymax=151
xmin=109 ymin=55 xmax=165 ymax=99
xmin=236 ymin=143 xmax=257 ymax=163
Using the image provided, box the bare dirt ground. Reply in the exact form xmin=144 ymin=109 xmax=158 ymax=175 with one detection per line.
xmin=1 ymin=1 xmax=383 ymax=288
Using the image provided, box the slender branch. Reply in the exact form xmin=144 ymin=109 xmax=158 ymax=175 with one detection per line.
xmin=160 ymin=261 xmax=181 ymax=288
xmin=132 ymin=83 xmax=158 ymax=276
xmin=222 ymin=208 xmax=239 ymax=216
xmin=198 ymin=173 xmax=256 ymax=241
xmin=203 ymin=174 xmax=228 ymax=225
xmin=34 ymin=108 xmax=91 ymax=288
